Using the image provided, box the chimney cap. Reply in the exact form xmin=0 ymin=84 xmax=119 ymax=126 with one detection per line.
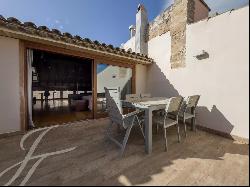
xmin=137 ymin=4 xmax=146 ymax=13
xmin=129 ymin=25 xmax=135 ymax=30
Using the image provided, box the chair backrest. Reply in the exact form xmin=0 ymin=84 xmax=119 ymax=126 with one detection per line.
xmin=106 ymin=87 xmax=120 ymax=100
xmin=165 ymin=96 xmax=183 ymax=114
xmin=126 ymin=94 xmax=140 ymax=102
xmin=104 ymin=87 xmax=122 ymax=111
xmin=140 ymin=93 xmax=151 ymax=99
xmin=104 ymin=87 xmax=123 ymax=125
xmin=186 ymin=95 xmax=200 ymax=108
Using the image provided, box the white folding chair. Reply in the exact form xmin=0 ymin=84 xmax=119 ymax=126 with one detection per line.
xmin=179 ymin=95 xmax=200 ymax=136
xmin=153 ymin=96 xmax=184 ymax=152
xmin=125 ymin=94 xmax=141 ymax=113
xmin=105 ymin=88 xmax=145 ymax=156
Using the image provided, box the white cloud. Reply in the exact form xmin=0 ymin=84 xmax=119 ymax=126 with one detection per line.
xmin=44 ymin=18 xmax=68 ymax=31
xmin=51 ymin=19 xmax=64 ymax=30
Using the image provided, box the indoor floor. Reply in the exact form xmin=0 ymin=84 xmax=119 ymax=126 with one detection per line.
xmin=33 ymin=99 xmax=93 ymax=127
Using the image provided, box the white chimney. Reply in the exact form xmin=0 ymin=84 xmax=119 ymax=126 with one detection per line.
xmin=135 ymin=4 xmax=148 ymax=55
xmin=129 ymin=25 xmax=136 ymax=38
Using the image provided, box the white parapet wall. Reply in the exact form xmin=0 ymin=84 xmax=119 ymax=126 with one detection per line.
xmin=147 ymin=6 xmax=249 ymax=139
xmin=122 ymin=36 xmax=148 ymax=95
xmin=0 ymin=36 xmax=21 ymax=134
xmin=135 ymin=64 xmax=147 ymax=94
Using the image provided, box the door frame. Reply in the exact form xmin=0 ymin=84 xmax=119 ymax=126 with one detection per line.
xmin=93 ymin=61 xmax=136 ymax=118
xmin=21 ymin=41 xmax=136 ymax=130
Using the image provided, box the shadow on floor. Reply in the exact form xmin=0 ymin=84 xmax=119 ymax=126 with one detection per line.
xmin=104 ymin=63 xmax=248 ymax=186
xmin=0 ymin=118 xmax=248 ymax=186
xmin=196 ymin=105 xmax=234 ymax=136
xmin=106 ymin=123 xmax=248 ymax=186
xmin=147 ymin=62 xmax=235 ymax=138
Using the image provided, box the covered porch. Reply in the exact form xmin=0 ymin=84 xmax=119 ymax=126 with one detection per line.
xmin=0 ymin=15 xmax=153 ymax=133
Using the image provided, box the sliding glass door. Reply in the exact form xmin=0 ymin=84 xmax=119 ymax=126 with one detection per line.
xmin=96 ymin=63 xmax=133 ymax=117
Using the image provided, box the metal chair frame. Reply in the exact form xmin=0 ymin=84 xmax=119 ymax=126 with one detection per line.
xmin=105 ymin=87 xmax=145 ymax=156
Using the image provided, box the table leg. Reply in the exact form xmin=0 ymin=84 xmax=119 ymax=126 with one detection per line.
xmin=145 ymin=108 xmax=152 ymax=154
xmin=191 ymin=107 xmax=195 ymax=131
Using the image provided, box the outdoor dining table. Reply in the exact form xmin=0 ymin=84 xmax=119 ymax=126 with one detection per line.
xmin=123 ymin=97 xmax=170 ymax=154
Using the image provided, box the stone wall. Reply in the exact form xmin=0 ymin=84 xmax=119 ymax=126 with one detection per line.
xmin=148 ymin=6 xmax=172 ymax=41
xmin=147 ymin=0 xmax=208 ymax=68
xmin=169 ymin=0 xmax=189 ymax=68
xmin=148 ymin=0 xmax=199 ymax=42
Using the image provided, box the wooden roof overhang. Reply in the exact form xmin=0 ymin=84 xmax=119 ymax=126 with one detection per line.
xmin=0 ymin=16 xmax=154 ymax=65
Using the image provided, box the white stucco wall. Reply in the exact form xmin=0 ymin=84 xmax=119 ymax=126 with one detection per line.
xmin=0 ymin=36 xmax=20 ymax=134
xmin=97 ymin=65 xmax=132 ymax=99
xmin=122 ymin=36 xmax=148 ymax=94
xmin=122 ymin=36 xmax=135 ymax=52
xmin=193 ymin=0 xmax=210 ymax=22
xmin=135 ymin=64 xmax=147 ymax=94
xmin=147 ymin=6 xmax=249 ymax=139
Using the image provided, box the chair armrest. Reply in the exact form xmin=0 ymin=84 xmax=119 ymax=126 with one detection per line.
xmin=168 ymin=112 xmax=177 ymax=120
xmin=121 ymin=100 xmax=135 ymax=108
xmin=123 ymin=109 xmax=143 ymax=118
xmin=121 ymin=100 xmax=132 ymax=105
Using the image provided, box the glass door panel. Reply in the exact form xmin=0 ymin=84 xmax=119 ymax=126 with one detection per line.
xmin=96 ymin=63 xmax=132 ymax=117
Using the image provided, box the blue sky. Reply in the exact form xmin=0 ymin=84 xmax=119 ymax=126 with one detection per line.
xmin=0 ymin=0 xmax=249 ymax=47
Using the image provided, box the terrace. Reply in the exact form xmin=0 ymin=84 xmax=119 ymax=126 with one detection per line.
xmin=0 ymin=1 xmax=249 ymax=186
xmin=0 ymin=118 xmax=248 ymax=186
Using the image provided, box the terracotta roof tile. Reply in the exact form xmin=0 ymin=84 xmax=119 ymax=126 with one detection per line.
xmin=7 ymin=17 xmax=22 ymax=24
xmin=74 ymin=35 xmax=82 ymax=40
xmin=93 ymin=40 xmax=100 ymax=45
xmin=52 ymin=28 xmax=62 ymax=35
xmin=38 ymin=25 xmax=50 ymax=32
xmin=24 ymin=22 xmax=37 ymax=28
xmin=0 ymin=15 xmax=154 ymax=64
xmin=0 ymin=15 xmax=6 ymax=21
xmin=63 ymin=32 xmax=73 ymax=38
